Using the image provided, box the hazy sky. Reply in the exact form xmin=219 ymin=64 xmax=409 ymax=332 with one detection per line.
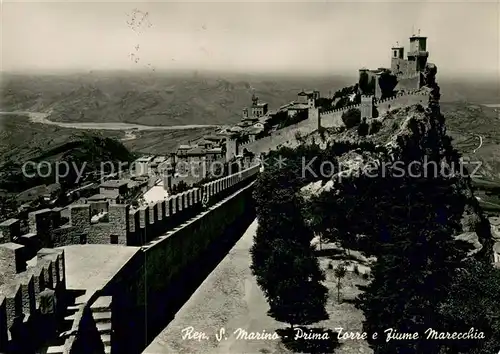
xmin=1 ymin=0 xmax=499 ymax=77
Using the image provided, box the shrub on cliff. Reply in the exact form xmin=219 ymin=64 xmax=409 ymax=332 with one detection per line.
xmin=342 ymin=108 xmax=361 ymax=129
xmin=357 ymin=118 xmax=369 ymax=137
xmin=368 ymin=120 xmax=382 ymax=135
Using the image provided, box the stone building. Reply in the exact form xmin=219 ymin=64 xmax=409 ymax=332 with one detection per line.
xmin=99 ymin=180 xmax=129 ymax=198
xmin=296 ymin=90 xmax=320 ymax=108
xmin=134 ymin=156 xmax=155 ymax=176
xmin=242 ymin=94 xmax=268 ymax=119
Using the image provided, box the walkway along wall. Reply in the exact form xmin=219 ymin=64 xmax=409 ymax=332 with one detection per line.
xmin=87 ymin=166 xmax=260 ymax=354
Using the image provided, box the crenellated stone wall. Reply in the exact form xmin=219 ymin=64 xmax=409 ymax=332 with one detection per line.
xmin=1 ymin=162 xmax=261 ymax=255
xmin=319 ymin=90 xmax=429 ymax=128
xmin=0 ymin=245 xmax=65 ymax=352
xmin=98 ymin=171 xmax=259 ymax=354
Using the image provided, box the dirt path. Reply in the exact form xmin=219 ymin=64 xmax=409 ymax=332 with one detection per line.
xmin=143 ymin=219 xmax=287 ymax=354
xmin=144 ymin=220 xmax=372 ymax=354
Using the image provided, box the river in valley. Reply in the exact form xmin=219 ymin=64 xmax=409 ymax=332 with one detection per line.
xmin=0 ymin=111 xmax=220 ymax=131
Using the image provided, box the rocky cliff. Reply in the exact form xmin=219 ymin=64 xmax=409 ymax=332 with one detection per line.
xmin=300 ymin=64 xmax=494 ymax=260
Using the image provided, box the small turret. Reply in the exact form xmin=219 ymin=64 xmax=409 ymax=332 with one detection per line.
xmin=251 ymin=93 xmax=258 ymax=106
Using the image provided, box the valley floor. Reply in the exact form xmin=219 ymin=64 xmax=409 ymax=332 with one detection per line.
xmin=144 ymin=219 xmax=372 ymax=354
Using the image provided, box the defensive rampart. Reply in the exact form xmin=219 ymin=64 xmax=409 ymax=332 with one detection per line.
xmin=63 ymin=166 xmax=260 ymax=354
xmin=0 ymin=163 xmax=261 ymax=353
xmin=0 ymin=245 xmax=65 ymax=352
xmin=319 ymin=90 xmax=429 ymax=128
xmin=0 ymin=161 xmax=259 ymax=252
xmin=241 ymin=91 xmax=429 ymax=155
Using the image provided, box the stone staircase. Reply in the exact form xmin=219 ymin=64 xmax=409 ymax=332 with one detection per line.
xmin=91 ymin=296 xmax=113 ymax=354
xmin=43 ymin=293 xmax=84 ymax=354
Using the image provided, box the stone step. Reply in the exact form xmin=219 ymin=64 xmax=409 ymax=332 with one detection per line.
xmin=67 ymin=304 xmax=83 ymax=312
xmin=46 ymin=345 xmax=64 ymax=354
xmin=101 ymin=334 xmax=111 ymax=346
xmin=64 ymin=313 xmax=76 ymax=322
xmin=91 ymin=296 xmax=112 ymax=312
xmin=96 ymin=321 xmax=112 ymax=334
xmin=93 ymin=311 xmax=112 ymax=323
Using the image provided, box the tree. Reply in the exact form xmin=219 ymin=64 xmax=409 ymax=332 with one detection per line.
xmin=368 ymin=119 xmax=382 ymax=135
xmin=341 ymin=108 xmax=361 ymax=129
xmin=263 ymin=238 xmax=328 ymax=329
xmin=334 ymin=263 xmax=347 ymax=303
xmin=357 ymin=117 xmax=369 ymax=136
xmin=438 ymin=259 xmax=500 ymax=354
xmin=251 ymin=147 xmax=329 ymax=330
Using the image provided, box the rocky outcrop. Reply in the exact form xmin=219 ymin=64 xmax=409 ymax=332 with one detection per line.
xmin=300 ymin=69 xmax=494 ymax=259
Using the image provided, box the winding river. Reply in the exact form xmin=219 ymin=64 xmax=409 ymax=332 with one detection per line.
xmin=0 ymin=111 xmax=220 ymax=131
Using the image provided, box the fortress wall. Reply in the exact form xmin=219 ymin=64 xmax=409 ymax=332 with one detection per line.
xmin=140 ymin=179 xmax=254 ymax=298
xmin=319 ymin=111 xmax=345 ymax=128
xmin=104 ymin=175 xmax=258 ymax=353
xmin=244 ymin=91 xmax=430 ymax=155
xmin=377 ymin=91 xmax=429 ymax=114
xmin=396 ymin=75 xmax=421 ymax=92
xmin=0 ymin=246 xmax=65 ymax=351
xmin=246 ymin=117 xmax=317 ymax=154
xmin=3 ymin=162 xmax=260 ymax=254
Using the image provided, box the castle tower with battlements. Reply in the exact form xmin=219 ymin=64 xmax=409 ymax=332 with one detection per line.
xmin=390 ymin=33 xmax=429 ymax=78
xmin=225 ymin=136 xmax=238 ymax=162
xmin=360 ymin=95 xmax=374 ymax=119
xmin=360 ymin=32 xmax=430 ymax=98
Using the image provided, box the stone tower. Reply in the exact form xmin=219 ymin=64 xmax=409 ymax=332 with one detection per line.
xmin=360 ymin=95 xmax=374 ymax=119
xmin=407 ymin=33 xmax=429 ymax=75
xmin=390 ymin=44 xmax=405 ymax=74
xmin=308 ymin=106 xmax=319 ymax=124
xmin=225 ymin=136 xmax=238 ymax=162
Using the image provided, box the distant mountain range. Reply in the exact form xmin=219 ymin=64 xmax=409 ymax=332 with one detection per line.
xmin=2 ymin=71 xmax=497 ymax=127
xmin=1 ymin=71 xmax=357 ymax=126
